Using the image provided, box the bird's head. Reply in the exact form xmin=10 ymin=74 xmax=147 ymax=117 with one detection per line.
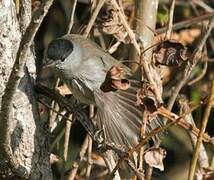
xmin=44 ymin=36 xmax=83 ymax=75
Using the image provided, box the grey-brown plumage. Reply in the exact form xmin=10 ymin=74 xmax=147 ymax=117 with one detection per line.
xmin=46 ymin=34 xmax=162 ymax=149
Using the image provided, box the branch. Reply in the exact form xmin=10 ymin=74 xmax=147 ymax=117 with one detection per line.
xmin=68 ymin=136 xmax=89 ymax=180
xmin=86 ymin=105 xmax=94 ymax=179
xmin=0 ymin=0 xmax=54 ymax=177
xmin=111 ymin=0 xmax=140 ymax=54
xmin=188 ymin=61 xmax=208 ymax=85
xmin=188 ymin=74 xmax=214 ymax=180
xmin=66 ymin=0 xmax=78 ymax=34
xmin=109 ymin=102 xmax=213 ymax=179
xmin=61 ymin=115 xmax=72 ymax=178
xmin=157 ymin=12 xmax=214 ymax=34
xmin=109 ymin=116 xmax=178 ymax=179
xmin=35 ymin=84 xmax=119 ymax=147
xmin=178 ymin=96 xmax=209 ymax=169
xmin=83 ymin=0 xmax=106 ymax=37
xmin=158 ymin=107 xmax=211 ymax=143
xmin=165 ymin=0 xmax=176 ymax=39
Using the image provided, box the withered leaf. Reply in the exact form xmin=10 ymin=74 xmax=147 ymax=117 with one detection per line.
xmin=97 ymin=3 xmax=130 ymax=43
xmin=136 ymin=82 xmax=160 ymax=113
xmin=154 ymin=40 xmax=188 ymax=67
xmin=195 ymin=167 xmax=214 ymax=180
xmin=144 ymin=148 xmax=166 ymax=171
xmin=100 ymin=65 xmax=130 ymax=92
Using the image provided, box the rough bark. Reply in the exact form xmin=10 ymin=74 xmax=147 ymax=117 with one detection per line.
xmin=0 ymin=0 xmax=52 ymax=179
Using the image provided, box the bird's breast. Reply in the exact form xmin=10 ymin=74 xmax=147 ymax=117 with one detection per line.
xmin=67 ymin=78 xmax=96 ymax=105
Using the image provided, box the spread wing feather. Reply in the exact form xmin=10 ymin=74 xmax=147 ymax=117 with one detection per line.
xmin=94 ymin=80 xmax=162 ymax=149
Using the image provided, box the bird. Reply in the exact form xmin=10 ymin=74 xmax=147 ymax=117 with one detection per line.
xmin=45 ymin=34 xmax=162 ymax=149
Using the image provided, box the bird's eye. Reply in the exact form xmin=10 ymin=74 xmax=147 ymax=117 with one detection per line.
xmin=47 ymin=39 xmax=73 ymax=62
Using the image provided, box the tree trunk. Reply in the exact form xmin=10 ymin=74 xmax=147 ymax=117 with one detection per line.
xmin=0 ymin=0 xmax=52 ymax=179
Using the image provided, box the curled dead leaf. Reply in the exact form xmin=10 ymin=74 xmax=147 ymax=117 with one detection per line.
xmin=154 ymin=40 xmax=188 ymax=67
xmin=195 ymin=167 xmax=214 ymax=180
xmin=100 ymin=65 xmax=130 ymax=92
xmin=111 ymin=79 xmax=130 ymax=90
xmin=97 ymin=3 xmax=130 ymax=43
xmin=144 ymin=148 xmax=166 ymax=171
xmin=108 ymin=65 xmax=125 ymax=80
xmin=136 ymin=82 xmax=160 ymax=113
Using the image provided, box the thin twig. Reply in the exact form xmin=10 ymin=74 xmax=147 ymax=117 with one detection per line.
xmin=138 ymin=146 xmax=144 ymax=172
xmin=188 ymin=74 xmax=214 ymax=180
xmin=158 ymin=107 xmax=211 ymax=142
xmin=83 ymin=0 xmax=106 ymax=37
xmin=167 ymin=17 xmax=214 ymax=111
xmin=67 ymin=0 xmax=78 ymax=34
xmin=165 ymin=0 xmax=176 ymax=39
xmin=111 ymin=0 xmax=162 ymax=103
xmin=127 ymin=159 xmax=144 ymax=179
xmin=0 ymin=0 xmax=54 ymax=177
xmin=109 ymin=118 xmax=179 ymax=179
xmin=193 ymin=0 xmax=213 ymax=12
xmin=68 ymin=136 xmax=89 ymax=180
xmin=178 ymin=96 xmax=209 ymax=168
xmin=50 ymin=126 xmax=66 ymax=151
xmin=35 ymin=84 xmax=98 ymax=138
xmin=104 ymin=151 xmax=121 ymax=180
xmin=49 ymin=79 xmax=60 ymax=130
xmin=145 ymin=142 xmax=160 ymax=180
xmin=86 ymin=105 xmax=94 ymax=179
xmin=157 ymin=12 xmax=214 ymax=34
xmin=111 ymin=0 xmax=140 ymax=54
xmin=188 ymin=61 xmax=208 ymax=85
xmin=86 ymin=136 xmax=93 ymax=179
xmin=60 ymin=114 xmax=72 ymax=179
xmin=110 ymin=103 xmax=206 ymax=179
xmin=108 ymin=33 xmax=128 ymax=54
xmin=37 ymin=99 xmax=73 ymax=123
xmin=108 ymin=41 xmax=122 ymax=54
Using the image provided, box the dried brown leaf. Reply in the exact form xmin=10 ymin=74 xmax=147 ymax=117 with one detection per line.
xmin=136 ymin=82 xmax=160 ymax=113
xmin=97 ymin=3 xmax=130 ymax=43
xmin=195 ymin=167 xmax=214 ymax=180
xmin=100 ymin=65 xmax=130 ymax=92
xmin=154 ymin=40 xmax=188 ymax=67
xmin=144 ymin=148 xmax=166 ymax=171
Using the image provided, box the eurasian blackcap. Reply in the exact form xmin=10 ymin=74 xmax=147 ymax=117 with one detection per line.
xmin=45 ymin=34 xmax=162 ymax=149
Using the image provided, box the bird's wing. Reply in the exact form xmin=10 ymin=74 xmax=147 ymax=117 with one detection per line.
xmin=94 ymin=79 xmax=162 ymax=149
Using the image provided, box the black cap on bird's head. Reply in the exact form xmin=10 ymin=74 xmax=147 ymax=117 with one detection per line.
xmin=47 ymin=38 xmax=74 ymax=62
xmin=44 ymin=35 xmax=85 ymax=71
